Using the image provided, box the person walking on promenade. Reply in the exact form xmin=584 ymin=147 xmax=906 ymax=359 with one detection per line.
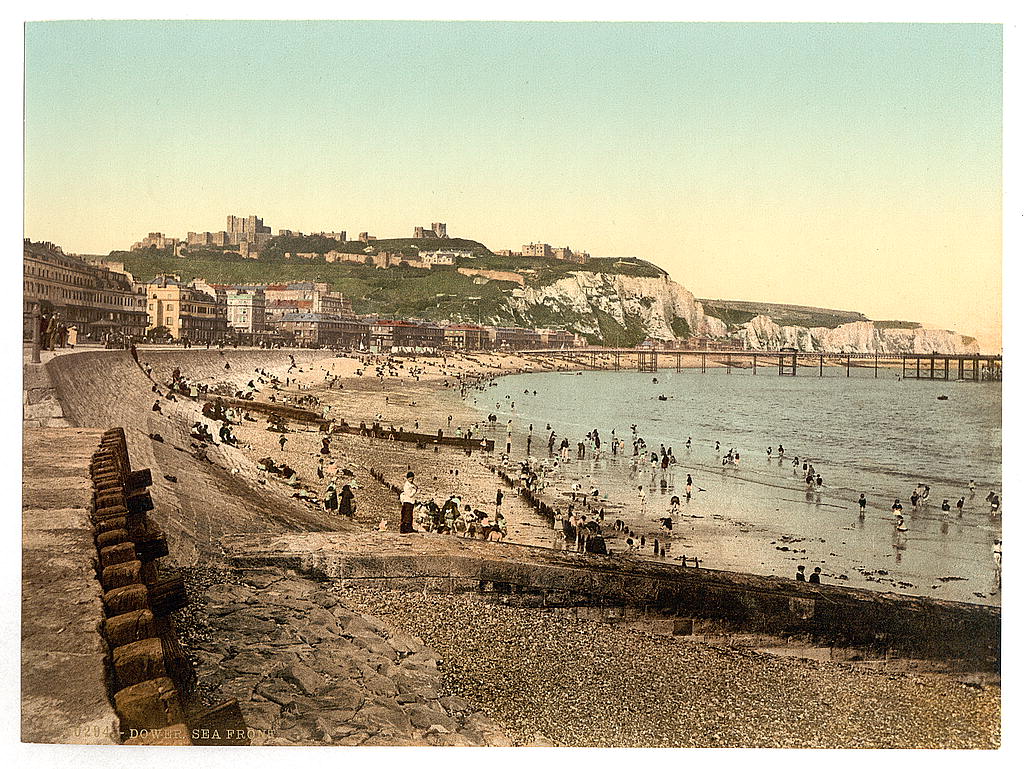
xmin=495 ymin=488 xmax=504 ymax=516
xmin=400 ymin=472 xmax=418 ymax=533
xmin=685 ymin=474 xmax=693 ymax=502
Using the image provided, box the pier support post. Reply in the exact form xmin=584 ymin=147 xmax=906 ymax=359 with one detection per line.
xmin=701 ymin=353 xmax=706 ymax=374
xmin=819 ymin=355 xmax=823 ymax=377
xmin=944 ymin=357 xmax=949 ymax=381
xmin=727 ymin=354 xmax=731 ymax=374
xmin=847 ymin=355 xmax=851 ymax=377
xmin=874 ymin=353 xmax=878 ymax=378
xmin=916 ymin=358 xmax=921 ymax=380
xmin=753 ymin=354 xmax=757 ymax=375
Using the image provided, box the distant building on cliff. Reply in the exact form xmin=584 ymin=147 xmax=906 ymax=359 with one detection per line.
xmin=413 ymin=222 xmax=447 ymax=239
xmin=131 ymin=232 xmax=183 ymax=255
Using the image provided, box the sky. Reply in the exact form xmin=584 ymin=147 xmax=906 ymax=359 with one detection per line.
xmin=23 ymin=21 xmax=1003 ymax=350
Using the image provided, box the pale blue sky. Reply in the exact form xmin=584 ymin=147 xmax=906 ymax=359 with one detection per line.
xmin=24 ymin=21 xmax=1003 ymax=346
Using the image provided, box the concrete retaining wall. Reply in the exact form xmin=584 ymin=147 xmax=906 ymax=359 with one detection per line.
xmin=224 ymin=532 xmax=1000 ymax=670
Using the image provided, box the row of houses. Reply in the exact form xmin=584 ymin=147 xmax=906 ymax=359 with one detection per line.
xmin=276 ymin=317 xmax=580 ymax=352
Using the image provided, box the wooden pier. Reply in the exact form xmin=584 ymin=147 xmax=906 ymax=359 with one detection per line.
xmin=527 ymin=348 xmax=1001 ymax=382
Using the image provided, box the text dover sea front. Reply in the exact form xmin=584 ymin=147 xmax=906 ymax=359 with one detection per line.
xmin=66 ymin=725 xmax=275 ymax=741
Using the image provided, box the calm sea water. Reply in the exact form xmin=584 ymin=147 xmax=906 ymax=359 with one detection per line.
xmin=467 ymin=366 xmax=1002 ymax=605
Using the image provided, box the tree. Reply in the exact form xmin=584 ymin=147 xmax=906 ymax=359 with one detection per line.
xmin=147 ymin=325 xmax=172 ymax=342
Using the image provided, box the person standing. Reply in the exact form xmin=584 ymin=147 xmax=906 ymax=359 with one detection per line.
xmin=400 ymin=471 xmax=418 ymax=533
xmin=795 ymin=565 xmax=806 ymax=582
xmin=858 ymin=494 xmax=867 ymax=515
xmin=339 ymin=484 xmax=355 ymax=517
xmin=495 ymin=488 xmax=504 ymax=515
xmin=809 ymin=567 xmax=822 ymax=584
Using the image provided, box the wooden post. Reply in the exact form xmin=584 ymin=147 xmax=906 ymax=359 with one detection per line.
xmin=874 ymin=353 xmax=878 ymax=378
xmin=727 ymin=353 xmax=731 ymax=373
xmin=916 ymin=358 xmax=921 ymax=379
xmin=930 ymin=356 xmax=935 ymax=380
xmin=944 ymin=357 xmax=949 ymax=381
xmin=30 ymin=306 xmax=42 ymax=364
xmin=753 ymin=354 xmax=757 ymax=375
xmin=958 ymin=358 xmax=964 ymax=380
xmin=701 ymin=352 xmax=706 ymax=373
xmin=819 ymin=355 xmax=823 ymax=377
xmin=847 ymin=355 xmax=851 ymax=377
xmin=902 ymin=356 xmax=906 ymax=379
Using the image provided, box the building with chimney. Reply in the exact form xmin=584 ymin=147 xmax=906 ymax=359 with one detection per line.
xmin=24 ymin=240 xmax=149 ymax=339
xmin=145 ymin=275 xmax=227 ymax=343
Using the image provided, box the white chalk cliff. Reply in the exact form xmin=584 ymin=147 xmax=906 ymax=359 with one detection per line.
xmin=503 ymin=272 xmax=726 ymax=341
xmin=738 ymin=316 xmax=980 ymax=355
xmin=498 ymin=271 xmax=978 ymax=354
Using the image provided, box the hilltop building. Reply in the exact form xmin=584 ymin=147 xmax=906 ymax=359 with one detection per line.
xmin=358 ymin=232 xmax=376 ymax=243
xmin=226 ymin=214 xmax=273 ymax=249
xmin=520 ymin=243 xmax=590 ymax=264
xmin=132 ymin=232 xmax=183 ymax=255
xmin=420 ymin=250 xmax=469 ymax=266
xmin=522 ymin=242 xmax=553 ymax=258
xmin=187 ymin=231 xmax=230 ymax=248
xmin=413 ymin=222 xmax=447 ymax=239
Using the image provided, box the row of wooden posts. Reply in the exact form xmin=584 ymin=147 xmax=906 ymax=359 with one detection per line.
xmin=540 ymin=350 xmax=1000 ymax=381
xmin=90 ymin=427 xmax=248 ymax=745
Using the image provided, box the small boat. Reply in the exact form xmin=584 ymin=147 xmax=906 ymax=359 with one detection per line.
xmin=937 ymin=395 xmax=949 ymax=401
xmin=658 ymin=395 xmax=668 ymax=401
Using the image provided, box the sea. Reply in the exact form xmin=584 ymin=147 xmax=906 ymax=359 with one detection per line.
xmin=464 ymin=365 xmax=1002 ymax=606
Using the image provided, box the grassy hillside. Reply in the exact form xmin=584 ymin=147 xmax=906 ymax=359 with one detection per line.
xmin=699 ymin=298 xmax=870 ymax=330
xmin=260 ymin=236 xmax=493 ymax=260
xmin=117 ymin=248 xmax=524 ymax=323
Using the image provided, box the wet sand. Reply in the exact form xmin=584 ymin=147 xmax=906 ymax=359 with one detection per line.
xmin=183 ymin=349 xmax=999 ymax=606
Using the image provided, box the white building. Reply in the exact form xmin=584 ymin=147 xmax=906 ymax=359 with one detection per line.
xmin=419 ymin=250 xmax=471 ymax=266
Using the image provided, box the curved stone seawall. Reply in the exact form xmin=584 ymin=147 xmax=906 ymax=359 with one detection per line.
xmin=43 ymin=348 xmax=347 ymax=566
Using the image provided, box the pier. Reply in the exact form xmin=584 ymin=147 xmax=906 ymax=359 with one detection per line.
xmin=527 ymin=348 xmax=1002 ymax=382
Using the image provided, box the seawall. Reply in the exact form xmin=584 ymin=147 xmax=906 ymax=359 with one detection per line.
xmin=42 ymin=348 xmax=351 ymax=566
